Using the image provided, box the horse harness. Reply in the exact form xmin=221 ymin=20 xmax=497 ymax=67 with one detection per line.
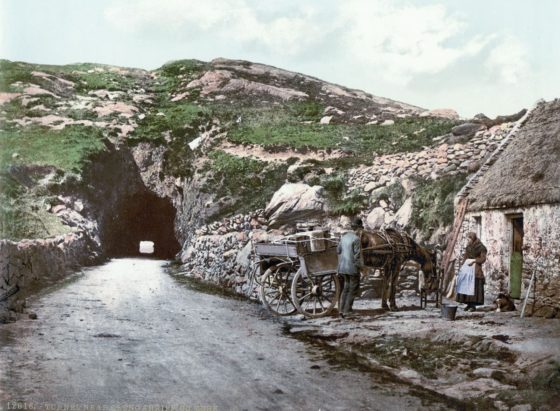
xmin=360 ymin=228 xmax=416 ymax=268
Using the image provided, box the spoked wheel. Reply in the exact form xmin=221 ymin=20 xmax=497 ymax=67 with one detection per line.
xmin=259 ymin=263 xmax=298 ymax=316
xmin=291 ymin=270 xmax=340 ymax=318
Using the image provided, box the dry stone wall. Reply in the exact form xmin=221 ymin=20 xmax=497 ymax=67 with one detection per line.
xmin=179 ymin=208 xmax=425 ymax=303
xmin=0 ymin=231 xmax=101 ymax=322
xmin=348 ymin=124 xmax=512 ymax=190
xmin=179 ymin=211 xmax=268 ymax=293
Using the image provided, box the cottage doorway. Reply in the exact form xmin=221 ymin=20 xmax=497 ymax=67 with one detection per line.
xmin=510 ymin=215 xmax=524 ymax=298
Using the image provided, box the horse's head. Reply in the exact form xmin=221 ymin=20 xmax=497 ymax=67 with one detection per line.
xmin=419 ymin=245 xmax=438 ymax=280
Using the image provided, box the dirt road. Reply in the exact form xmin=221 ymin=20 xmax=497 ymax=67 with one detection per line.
xmin=0 ymin=258 xmax=450 ymax=411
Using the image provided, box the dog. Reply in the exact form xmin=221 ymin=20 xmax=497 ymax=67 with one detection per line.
xmin=494 ymin=293 xmax=516 ymax=312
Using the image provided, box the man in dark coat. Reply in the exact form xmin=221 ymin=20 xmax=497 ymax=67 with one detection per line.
xmin=337 ymin=217 xmax=363 ymax=317
xmin=457 ymin=232 xmax=487 ymax=311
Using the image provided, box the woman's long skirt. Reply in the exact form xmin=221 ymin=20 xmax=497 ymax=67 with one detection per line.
xmin=456 ymin=277 xmax=485 ymax=305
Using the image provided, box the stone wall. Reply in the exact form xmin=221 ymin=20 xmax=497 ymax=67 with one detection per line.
xmin=0 ymin=231 xmax=101 ymax=321
xmin=348 ymin=124 xmax=511 ymax=190
xmin=178 ymin=209 xmax=423 ymax=303
xmin=453 ymin=204 xmax=560 ymax=317
xmin=179 ymin=211 xmax=268 ymax=294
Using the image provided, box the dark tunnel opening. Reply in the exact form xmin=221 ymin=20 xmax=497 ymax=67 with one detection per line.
xmin=102 ymin=191 xmax=181 ymax=259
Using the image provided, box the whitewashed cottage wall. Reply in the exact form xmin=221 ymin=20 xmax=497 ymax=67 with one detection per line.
xmin=453 ymin=204 xmax=560 ymax=317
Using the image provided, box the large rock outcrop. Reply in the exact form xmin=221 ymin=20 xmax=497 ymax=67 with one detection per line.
xmin=264 ymin=183 xmax=328 ymax=228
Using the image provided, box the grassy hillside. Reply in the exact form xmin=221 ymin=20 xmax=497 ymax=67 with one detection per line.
xmin=226 ymin=110 xmax=456 ymax=154
xmin=0 ymin=58 xmax=467 ymax=241
xmin=200 ymin=150 xmax=289 ymax=220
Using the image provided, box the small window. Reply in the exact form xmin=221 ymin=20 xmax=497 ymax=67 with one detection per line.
xmin=139 ymin=241 xmax=154 ymax=254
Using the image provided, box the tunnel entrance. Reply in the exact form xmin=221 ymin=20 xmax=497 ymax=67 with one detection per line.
xmin=102 ymin=191 xmax=181 ymax=259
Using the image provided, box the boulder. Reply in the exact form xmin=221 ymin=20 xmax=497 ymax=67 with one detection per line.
xmin=264 ymin=183 xmax=328 ymax=228
xmin=364 ymin=180 xmax=383 ymax=192
xmin=420 ymin=108 xmax=460 ymax=120
xmin=393 ymin=197 xmax=413 ymax=227
xmin=451 ymin=122 xmax=485 ymax=137
xmin=366 ymin=207 xmax=385 ymax=229
xmin=472 ymin=113 xmax=493 ymax=127
xmin=472 ymin=109 xmax=527 ymax=127
xmin=400 ymin=178 xmax=416 ymax=194
xmin=472 ymin=367 xmax=496 ymax=378
xmin=493 ymin=108 xmax=527 ymax=126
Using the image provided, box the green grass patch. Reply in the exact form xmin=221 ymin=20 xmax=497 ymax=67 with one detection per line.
xmin=163 ymin=136 xmax=196 ymax=178
xmin=0 ymin=122 xmax=106 ymax=240
xmin=287 ymin=100 xmax=324 ymax=122
xmin=1 ymin=99 xmax=39 ymax=126
xmin=411 ymin=173 xmax=468 ymax=232
xmin=210 ymin=105 xmax=286 ymax=129
xmin=70 ymin=70 xmax=138 ymax=93
xmin=0 ymin=60 xmax=142 ymax=94
xmin=0 ymin=125 xmax=107 ymax=173
xmin=228 ymin=116 xmax=458 ymax=155
xmin=65 ymin=108 xmax=99 ymax=122
xmin=202 ymin=150 xmax=288 ymax=220
xmin=45 ymin=63 xmax=145 ymax=93
xmin=128 ymin=103 xmax=211 ymax=145
xmin=152 ymin=59 xmax=209 ymax=100
xmin=158 ymin=59 xmax=208 ymax=79
xmin=320 ymin=173 xmax=367 ymax=216
xmin=0 ymin=172 xmax=71 ymax=240
xmin=0 ymin=201 xmax=71 ymax=241
xmin=330 ymin=189 xmax=367 ymax=216
xmin=0 ymin=60 xmax=35 ymax=92
xmin=370 ymin=180 xmax=406 ymax=210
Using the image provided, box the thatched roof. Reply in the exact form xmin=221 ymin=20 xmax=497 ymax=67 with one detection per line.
xmin=466 ymin=99 xmax=560 ymax=211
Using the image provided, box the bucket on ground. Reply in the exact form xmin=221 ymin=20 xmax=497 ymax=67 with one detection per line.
xmin=441 ymin=303 xmax=458 ymax=321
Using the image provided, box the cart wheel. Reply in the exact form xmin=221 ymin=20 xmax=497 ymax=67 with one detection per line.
xmin=259 ymin=263 xmax=298 ymax=316
xmin=291 ymin=270 xmax=340 ymax=318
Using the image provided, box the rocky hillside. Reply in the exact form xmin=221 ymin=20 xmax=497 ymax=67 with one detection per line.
xmin=0 ymin=57 xmax=526 ymax=300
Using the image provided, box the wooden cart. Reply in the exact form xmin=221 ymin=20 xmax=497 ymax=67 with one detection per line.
xmin=253 ymin=230 xmax=341 ymax=318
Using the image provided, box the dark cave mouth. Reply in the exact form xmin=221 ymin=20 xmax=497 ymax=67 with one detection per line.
xmin=102 ymin=191 xmax=181 ymax=259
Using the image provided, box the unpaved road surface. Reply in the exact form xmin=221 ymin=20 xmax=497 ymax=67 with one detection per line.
xmin=0 ymin=258 xmax=450 ymax=410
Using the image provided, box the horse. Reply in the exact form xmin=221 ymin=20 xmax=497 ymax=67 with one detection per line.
xmin=359 ymin=228 xmax=437 ymax=311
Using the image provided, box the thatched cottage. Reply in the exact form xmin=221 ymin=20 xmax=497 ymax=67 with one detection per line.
xmin=451 ymin=99 xmax=560 ymax=318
